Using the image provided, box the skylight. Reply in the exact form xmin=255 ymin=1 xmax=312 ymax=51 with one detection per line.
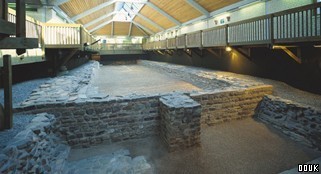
xmin=113 ymin=1 xmax=144 ymax=22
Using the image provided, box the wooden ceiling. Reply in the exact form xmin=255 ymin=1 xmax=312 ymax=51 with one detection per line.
xmin=57 ymin=0 xmax=242 ymax=37
xmin=93 ymin=22 xmax=147 ymax=36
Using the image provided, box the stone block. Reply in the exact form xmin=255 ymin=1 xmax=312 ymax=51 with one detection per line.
xmin=159 ymin=94 xmax=201 ymax=152
xmin=255 ymin=95 xmax=321 ymax=150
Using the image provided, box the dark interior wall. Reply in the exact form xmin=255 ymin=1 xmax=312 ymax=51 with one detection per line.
xmin=0 ymin=49 xmax=92 ymax=88
xmin=145 ymin=47 xmax=321 ymax=94
xmin=0 ymin=61 xmax=51 ymax=88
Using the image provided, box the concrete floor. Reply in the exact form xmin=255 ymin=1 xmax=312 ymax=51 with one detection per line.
xmin=91 ymin=65 xmax=201 ymax=96
xmin=68 ymin=118 xmax=321 ymax=174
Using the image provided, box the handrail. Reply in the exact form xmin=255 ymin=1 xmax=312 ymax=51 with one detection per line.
xmin=4 ymin=8 xmax=98 ymax=51
xmin=143 ymin=2 xmax=321 ymax=50
xmin=273 ymin=2 xmax=321 ymax=17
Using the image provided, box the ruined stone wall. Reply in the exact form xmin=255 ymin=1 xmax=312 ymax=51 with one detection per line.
xmin=16 ymin=85 xmax=273 ymax=149
xmin=159 ymin=94 xmax=201 ymax=152
xmin=19 ymin=96 xmax=160 ymax=148
xmin=0 ymin=114 xmax=70 ymax=173
xmin=191 ymin=85 xmax=273 ymax=125
xmin=255 ymin=95 xmax=321 ymax=151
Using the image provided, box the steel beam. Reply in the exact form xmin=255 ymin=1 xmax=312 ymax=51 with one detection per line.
xmin=185 ymin=0 xmax=209 ymax=17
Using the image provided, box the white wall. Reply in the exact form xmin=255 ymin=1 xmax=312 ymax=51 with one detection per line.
xmin=26 ymin=8 xmax=67 ymax=24
xmin=152 ymin=0 xmax=315 ymax=40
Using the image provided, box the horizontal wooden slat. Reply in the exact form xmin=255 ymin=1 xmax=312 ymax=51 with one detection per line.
xmin=93 ymin=23 xmax=112 ymax=35
xmin=131 ymin=24 xmax=147 ymax=36
xmin=59 ymin=0 xmax=109 ymax=17
xmin=114 ymin=22 xmax=130 ymax=36
xmin=150 ymin=0 xmax=202 ymax=23
xmin=133 ymin=16 xmax=161 ymax=33
xmin=87 ymin=16 xmax=113 ymax=31
xmin=139 ymin=5 xmax=176 ymax=29
xmin=0 ymin=37 xmax=38 ymax=49
xmin=195 ymin=0 xmax=240 ymax=12
xmin=0 ymin=19 xmax=16 ymax=35
xmin=76 ymin=5 xmax=114 ymax=25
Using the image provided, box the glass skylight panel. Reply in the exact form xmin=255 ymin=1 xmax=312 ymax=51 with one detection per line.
xmin=113 ymin=1 xmax=144 ymax=22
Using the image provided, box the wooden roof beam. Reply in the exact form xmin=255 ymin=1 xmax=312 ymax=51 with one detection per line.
xmin=132 ymin=21 xmax=155 ymax=35
xmin=136 ymin=13 xmax=164 ymax=31
xmin=70 ymin=0 xmax=147 ymax=21
xmin=84 ymin=11 xmax=116 ymax=27
xmin=71 ymin=0 xmax=116 ymax=21
xmin=128 ymin=22 xmax=133 ymax=37
xmin=89 ymin=19 xmax=112 ymax=33
xmin=185 ymin=0 xmax=209 ymax=17
xmin=146 ymin=2 xmax=181 ymax=26
xmin=51 ymin=0 xmax=70 ymax=6
xmin=111 ymin=21 xmax=114 ymax=36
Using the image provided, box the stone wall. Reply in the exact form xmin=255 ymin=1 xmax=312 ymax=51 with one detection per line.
xmin=160 ymin=94 xmax=201 ymax=152
xmin=255 ymin=95 xmax=321 ymax=151
xmin=16 ymin=85 xmax=272 ymax=149
xmin=191 ymin=85 xmax=273 ymax=125
xmin=0 ymin=113 xmax=70 ymax=173
xmin=19 ymin=96 xmax=160 ymax=148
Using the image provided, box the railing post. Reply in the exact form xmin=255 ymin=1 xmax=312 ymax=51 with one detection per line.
xmin=3 ymin=55 xmax=13 ymax=129
xmin=80 ymin=26 xmax=83 ymax=51
xmin=225 ymin=24 xmax=229 ymax=46
xmin=41 ymin=23 xmax=45 ymax=59
xmin=269 ymin=14 xmax=274 ymax=46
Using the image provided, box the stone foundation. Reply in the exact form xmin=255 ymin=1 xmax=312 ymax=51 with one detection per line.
xmin=20 ymin=96 xmax=160 ymax=148
xmin=255 ymin=95 xmax=321 ymax=150
xmin=160 ymin=94 xmax=201 ymax=152
xmin=13 ymin=60 xmax=274 ymax=151
xmin=191 ymin=85 xmax=273 ymax=125
xmin=15 ymin=85 xmax=271 ymax=150
xmin=0 ymin=113 xmax=70 ymax=173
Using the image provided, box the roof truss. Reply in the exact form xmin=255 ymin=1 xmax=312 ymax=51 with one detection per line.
xmin=185 ymin=0 xmax=209 ymax=17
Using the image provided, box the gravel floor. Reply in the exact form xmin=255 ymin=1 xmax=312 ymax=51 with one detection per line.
xmin=0 ymin=78 xmax=48 ymax=108
xmin=0 ymin=113 xmax=36 ymax=149
xmin=69 ymin=118 xmax=321 ymax=174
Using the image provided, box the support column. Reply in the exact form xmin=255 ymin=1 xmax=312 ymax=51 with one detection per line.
xmin=0 ymin=0 xmax=8 ymax=40
xmin=3 ymin=55 xmax=13 ymax=129
xmin=16 ymin=0 xmax=26 ymax=55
